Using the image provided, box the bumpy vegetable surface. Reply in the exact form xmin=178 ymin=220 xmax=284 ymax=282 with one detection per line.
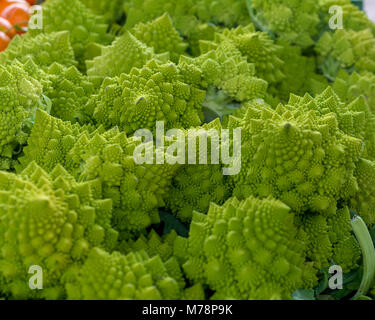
xmin=175 ymin=196 xmax=317 ymax=299
xmin=0 ymin=32 xmax=77 ymax=68
xmin=130 ymin=13 xmax=188 ymax=63
xmin=18 ymin=110 xmax=179 ymax=237
xmin=45 ymin=63 xmax=95 ymax=124
xmin=0 ymin=162 xmax=118 ymax=299
xmin=229 ymin=91 xmax=362 ymax=215
xmin=316 ymin=29 xmax=375 ymax=78
xmin=79 ymin=0 xmax=124 ymax=24
xmin=92 ymin=59 xmax=206 ymax=134
xmin=30 ymin=0 xmax=112 ymax=69
xmin=296 ymin=207 xmax=361 ymax=272
xmin=66 ymin=248 xmax=184 ymax=300
xmin=0 ymin=60 xmax=44 ymax=170
xmin=86 ymin=31 xmax=168 ymax=84
xmin=250 ymin=0 xmax=320 ymax=48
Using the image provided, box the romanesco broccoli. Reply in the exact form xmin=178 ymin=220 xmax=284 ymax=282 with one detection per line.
xmin=174 ymin=196 xmax=317 ymax=299
xmin=0 ymin=162 xmax=118 ymax=299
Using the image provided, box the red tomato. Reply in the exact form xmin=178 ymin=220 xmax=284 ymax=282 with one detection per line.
xmin=0 ymin=31 xmax=10 ymax=51
xmin=0 ymin=16 xmax=15 ymax=37
xmin=1 ymin=3 xmax=30 ymax=34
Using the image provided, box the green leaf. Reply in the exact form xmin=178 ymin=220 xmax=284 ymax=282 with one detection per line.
xmin=158 ymin=210 xmax=189 ymax=238
xmin=350 ymin=215 xmax=375 ymax=300
xmin=316 ymin=295 xmax=335 ymax=300
xmin=370 ymin=226 xmax=375 ymax=246
xmin=315 ymin=266 xmax=329 ymax=295
xmin=39 ymin=94 xmax=53 ymax=114
xmin=291 ymin=289 xmax=316 ymax=300
xmin=202 ymin=107 xmax=221 ymax=123
xmin=202 ymin=87 xmax=241 ymax=123
xmin=356 ymin=296 xmax=372 ymax=300
xmin=245 ymin=0 xmax=275 ymax=38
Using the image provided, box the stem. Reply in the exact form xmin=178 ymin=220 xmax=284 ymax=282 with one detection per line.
xmin=351 ymin=215 xmax=375 ymax=300
xmin=245 ymin=0 xmax=275 ymax=39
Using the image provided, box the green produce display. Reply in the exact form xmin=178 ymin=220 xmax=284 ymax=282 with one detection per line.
xmin=0 ymin=0 xmax=375 ymax=301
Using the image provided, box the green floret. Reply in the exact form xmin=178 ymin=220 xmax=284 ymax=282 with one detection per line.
xmin=165 ymin=119 xmax=233 ymax=221
xmin=228 ymin=91 xmax=362 ymax=215
xmin=350 ymin=159 xmax=375 ymax=227
xmin=250 ymin=0 xmax=320 ymax=48
xmin=292 ymin=87 xmax=375 ymax=161
xmin=123 ymin=0 xmax=195 ymax=33
xmin=180 ymin=39 xmax=268 ymax=103
xmin=167 ymin=118 xmax=232 ymax=220
xmin=201 ymin=24 xmax=285 ymax=85
xmin=30 ymin=0 xmax=113 ymax=70
xmin=19 ymin=111 xmax=180 ymax=237
xmin=319 ymin=0 xmax=375 ymax=34
xmin=187 ymin=23 xmax=218 ymax=57
xmin=86 ymin=31 xmax=169 ymax=84
xmin=182 ymin=283 xmax=206 ymax=300
xmin=119 ymin=230 xmax=178 ymax=262
xmin=0 ymin=32 xmax=76 ymax=69
xmin=118 ymin=229 xmax=187 ymax=290
xmin=123 ymin=0 xmax=251 ymax=57
xmin=315 ymin=29 xmax=375 ymax=79
xmin=194 ymin=0 xmax=251 ymax=27
xmin=0 ymin=61 xmax=46 ymax=170
xmin=123 ymin=0 xmax=250 ymax=37
xmin=175 ymin=196 xmax=317 ymax=300
xmin=45 ymin=63 xmax=95 ymax=124
xmin=65 ymin=248 xmax=184 ymax=300
xmin=79 ymin=0 xmax=124 ymax=24
xmin=92 ymin=59 xmax=206 ymax=135
xmin=269 ymin=41 xmax=328 ymax=104
xmin=167 ymin=164 xmax=232 ymax=222
xmin=330 ymin=70 xmax=375 ymax=114
xmin=0 ymin=162 xmax=118 ymax=299
xmin=130 ymin=13 xmax=188 ymax=63
xmin=296 ymin=207 xmax=361 ymax=272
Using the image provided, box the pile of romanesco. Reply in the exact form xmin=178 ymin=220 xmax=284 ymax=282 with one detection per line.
xmin=0 ymin=0 xmax=375 ymax=301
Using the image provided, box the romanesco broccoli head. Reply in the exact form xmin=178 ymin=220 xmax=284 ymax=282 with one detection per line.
xmin=296 ymin=207 xmax=361 ymax=272
xmin=65 ymin=248 xmax=184 ymax=299
xmin=0 ymin=32 xmax=76 ymax=69
xmin=45 ymin=63 xmax=95 ymax=124
xmin=123 ymin=0 xmax=250 ymax=39
xmin=269 ymin=41 xmax=328 ymax=103
xmin=0 ymin=162 xmax=118 ymax=299
xmin=175 ymin=196 xmax=317 ymax=299
xmin=92 ymin=59 xmax=206 ymax=134
xmin=19 ymin=111 xmax=180 ymax=237
xmin=319 ymin=0 xmax=375 ymax=35
xmin=316 ymin=29 xmax=375 ymax=79
xmin=180 ymin=39 xmax=268 ymax=103
xmin=0 ymin=61 xmax=46 ymax=170
xmin=350 ymin=159 xmax=375 ymax=226
xmin=292 ymin=87 xmax=375 ymax=161
xmin=167 ymin=164 xmax=232 ymax=222
xmin=86 ymin=31 xmax=169 ymax=84
xmin=229 ymin=91 xmax=362 ymax=215
xmin=330 ymin=70 xmax=375 ymax=114
xmin=202 ymin=24 xmax=285 ymax=85
xmin=30 ymin=0 xmax=113 ymax=70
xmin=250 ymin=0 xmax=320 ymax=48
xmin=130 ymin=13 xmax=188 ymax=64
xmin=79 ymin=0 xmax=124 ymax=24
